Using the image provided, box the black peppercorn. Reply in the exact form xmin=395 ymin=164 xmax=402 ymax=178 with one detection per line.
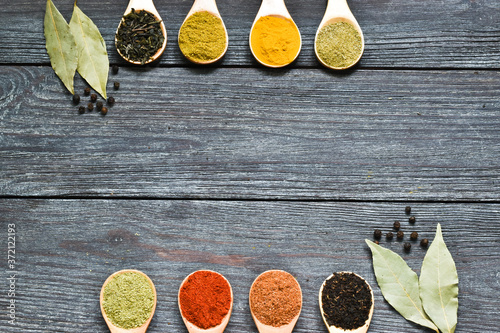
xmin=72 ymin=94 xmax=80 ymax=104
xmin=404 ymin=242 xmax=411 ymax=252
xmin=410 ymin=231 xmax=418 ymax=241
xmin=393 ymin=221 xmax=401 ymax=230
xmin=397 ymin=231 xmax=404 ymax=240
xmin=87 ymin=102 xmax=94 ymax=111
xmin=96 ymin=101 xmax=103 ymax=111
xmin=420 ymin=238 xmax=429 ymax=248
xmin=409 ymin=216 xmax=416 ymax=224
xmin=114 ymin=82 xmax=120 ymax=90
xmin=101 ymin=107 xmax=108 ymax=115
xmin=112 ymin=65 xmax=119 ymax=74
xmin=405 ymin=206 xmax=411 ymax=215
xmin=107 ymin=96 xmax=115 ymax=105
xmin=374 ymin=229 xmax=382 ymax=240
xmin=78 ymin=106 xmax=85 ymax=114
xmin=90 ymin=93 xmax=97 ymax=103
xmin=84 ymin=87 xmax=91 ymax=96
xmin=386 ymin=232 xmax=394 ymax=240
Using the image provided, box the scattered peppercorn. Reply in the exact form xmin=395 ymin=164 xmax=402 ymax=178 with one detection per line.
xmin=409 ymin=216 xmax=416 ymax=224
xmin=410 ymin=231 xmax=418 ymax=241
xmin=101 ymin=107 xmax=108 ymax=115
xmin=397 ymin=231 xmax=404 ymax=240
xmin=114 ymin=82 xmax=120 ymax=90
xmin=84 ymin=87 xmax=91 ymax=96
xmin=420 ymin=238 xmax=429 ymax=248
xmin=78 ymin=106 xmax=85 ymax=114
xmin=87 ymin=102 xmax=94 ymax=111
xmin=404 ymin=242 xmax=411 ymax=252
xmin=393 ymin=221 xmax=401 ymax=230
xmin=405 ymin=206 xmax=411 ymax=215
xmin=374 ymin=229 xmax=382 ymax=240
xmin=96 ymin=101 xmax=103 ymax=111
xmin=112 ymin=65 xmax=119 ymax=74
xmin=90 ymin=93 xmax=97 ymax=103
xmin=107 ymin=96 xmax=115 ymax=105
xmin=72 ymin=94 xmax=80 ymax=104
xmin=374 ymin=240 xmax=379 ymax=245
xmin=386 ymin=232 xmax=394 ymax=240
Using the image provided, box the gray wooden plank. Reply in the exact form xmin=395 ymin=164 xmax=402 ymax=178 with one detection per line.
xmin=1 ymin=66 xmax=499 ymax=200
xmin=0 ymin=199 xmax=498 ymax=332
xmin=1 ymin=0 xmax=499 ymax=68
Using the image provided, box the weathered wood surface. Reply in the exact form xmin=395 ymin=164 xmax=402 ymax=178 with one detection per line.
xmin=0 ymin=199 xmax=498 ymax=332
xmin=1 ymin=0 xmax=499 ymax=68
xmin=1 ymin=66 xmax=499 ymax=200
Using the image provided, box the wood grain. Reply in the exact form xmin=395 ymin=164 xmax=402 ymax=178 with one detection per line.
xmin=1 ymin=66 xmax=499 ymax=200
xmin=0 ymin=0 xmax=499 ymax=68
xmin=0 ymin=199 xmax=498 ymax=332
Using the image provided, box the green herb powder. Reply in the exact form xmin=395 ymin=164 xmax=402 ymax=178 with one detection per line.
xmin=102 ymin=272 xmax=154 ymax=329
xmin=179 ymin=11 xmax=227 ymax=63
xmin=316 ymin=22 xmax=362 ymax=69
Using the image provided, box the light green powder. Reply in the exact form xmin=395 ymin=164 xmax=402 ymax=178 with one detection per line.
xmin=102 ymin=272 xmax=155 ymax=329
xmin=316 ymin=22 xmax=362 ymax=69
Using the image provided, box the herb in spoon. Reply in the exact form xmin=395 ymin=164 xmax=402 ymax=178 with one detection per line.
xmin=115 ymin=0 xmax=167 ymax=65
xmin=100 ymin=269 xmax=157 ymax=333
xmin=314 ymin=0 xmax=364 ymax=70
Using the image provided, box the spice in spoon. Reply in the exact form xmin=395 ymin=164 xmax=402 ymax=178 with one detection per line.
xmin=316 ymin=22 xmax=362 ymax=69
xmin=179 ymin=11 xmax=227 ymax=63
xmin=321 ymin=272 xmax=372 ymax=330
xmin=102 ymin=271 xmax=155 ymax=330
xmin=115 ymin=9 xmax=165 ymax=65
xmin=249 ymin=270 xmax=302 ymax=327
xmin=250 ymin=16 xmax=301 ymax=67
xmin=179 ymin=270 xmax=232 ymax=329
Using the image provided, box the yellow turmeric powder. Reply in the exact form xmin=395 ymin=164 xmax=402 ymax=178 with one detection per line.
xmin=250 ymin=16 xmax=301 ymax=67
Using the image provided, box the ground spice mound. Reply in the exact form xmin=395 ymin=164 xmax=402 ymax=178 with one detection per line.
xmin=102 ymin=272 xmax=155 ymax=329
xmin=316 ymin=22 xmax=362 ymax=69
xmin=249 ymin=270 xmax=302 ymax=327
xmin=321 ymin=272 xmax=372 ymax=330
xmin=179 ymin=270 xmax=231 ymax=329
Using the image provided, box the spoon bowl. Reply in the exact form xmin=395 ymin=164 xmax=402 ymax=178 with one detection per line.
xmin=249 ymin=270 xmax=302 ymax=333
xmin=115 ymin=0 xmax=167 ymax=65
xmin=249 ymin=0 xmax=302 ymax=68
xmin=178 ymin=270 xmax=233 ymax=333
xmin=100 ymin=269 xmax=157 ymax=333
xmin=319 ymin=272 xmax=374 ymax=333
xmin=314 ymin=0 xmax=364 ymax=70
xmin=179 ymin=0 xmax=228 ymax=64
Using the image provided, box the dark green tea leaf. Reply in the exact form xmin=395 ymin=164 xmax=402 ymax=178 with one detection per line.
xmin=70 ymin=4 xmax=108 ymax=99
xmin=420 ymin=224 xmax=459 ymax=333
xmin=44 ymin=0 xmax=78 ymax=94
xmin=365 ymin=240 xmax=438 ymax=332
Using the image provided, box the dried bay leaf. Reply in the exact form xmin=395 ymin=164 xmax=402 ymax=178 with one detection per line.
xmin=365 ymin=240 xmax=439 ymax=332
xmin=44 ymin=0 xmax=78 ymax=94
xmin=70 ymin=4 xmax=108 ymax=99
xmin=420 ymin=224 xmax=459 ymax=333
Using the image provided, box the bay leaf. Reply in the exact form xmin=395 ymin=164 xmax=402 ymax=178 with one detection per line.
xmin=420 ymin=224 xmax=459 ymax=333
xmin=69 ymin=4 xmax=108 ymax=99
xmin=365 ymin=240 xmax=438 ymax=332
xmin=44 ymin=0 xmax=78 ymax=94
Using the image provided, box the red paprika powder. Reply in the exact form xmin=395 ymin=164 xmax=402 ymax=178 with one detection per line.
xmin=179 ymin=270 xmax=232 ymax=329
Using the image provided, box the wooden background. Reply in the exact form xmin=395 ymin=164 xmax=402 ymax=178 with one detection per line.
xmin=1 ymin=0 xmax=499 ymax=332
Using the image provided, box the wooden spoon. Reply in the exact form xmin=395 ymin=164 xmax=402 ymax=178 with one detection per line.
xmin=100 ymin=269 xmax=157 ymax=333
xmin=178 ymin=270 xmax=233 ymax=333
xmin=115 ymin=0 xmax=167 ymax=65
xmin=314 ymin=0 xmax=364 ymax=70
xmin=179 ymin=0 xmax=229 ymax=64
xmin=249 ymin=270 xmax=302 ymax=333
xmin=249 ymin=0 xmax=302 ymax=68
xmin=318 ymin=272 xmax=374 ymax=333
